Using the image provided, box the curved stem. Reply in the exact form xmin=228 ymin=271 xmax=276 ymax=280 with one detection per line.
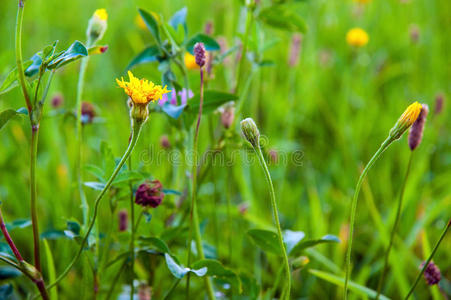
xmin=343 ymin=136 xmax=394 ymax=299
xmin=15 ymin=0 xmax=31 ymax=112
xmin=47 ymin=120 xmax=143 ymax=290
xmin=404 ymin=219 xmax=450 ymax=299
xmin=30 ymin=126 xmax=41 ymax=272
xmin=255 ymin=146 xmax=291 ymax=300
xmin=376 ymin=152 xmax=413 ymax=299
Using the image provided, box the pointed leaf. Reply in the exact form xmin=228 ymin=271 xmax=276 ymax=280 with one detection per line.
xmin=164 ymin=253 xmax=207 ymax=279
xmin=139 ymin=236 xmax=170 ymax=253
xmin=186 ymin=33 xmax=220 ymax=53
xmin=138 ymin=9 xmax=160 ymax=44
xmin=284 ymin=230 xmax=305 ymax=253
xmin=258 ymin=6 xmax=307 ymax=33
xmin=169 ymin=7 xmax=187 ymax=33
xmin=290 ymin=234 xmax=340 ymax=256
xmin=84 ymin=181 xmax=106 ymax=191
xmin=192 ymin=259 xmax=242 ymax=293
xmin=47 ymin=41 xmax=88 ymax=70
xmin=126 ymin=46 xmax=161 ymax=70
xmin=0 ymin=109 xmax=25 ymax=131
xmin=247 ymin=229 xmax=282 ymax=255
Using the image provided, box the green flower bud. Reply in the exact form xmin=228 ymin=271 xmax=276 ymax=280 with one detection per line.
xmin=240 ymin=118 xmax=260 ymax=148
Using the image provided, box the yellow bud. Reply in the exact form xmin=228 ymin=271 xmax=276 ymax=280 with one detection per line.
xmin=87 ymin=8 xmax=108 ymax=43
xmin=389 ymin=102 xmax=422 ymax=140
xmin=346 ymin=28 xmax=369 ymax=47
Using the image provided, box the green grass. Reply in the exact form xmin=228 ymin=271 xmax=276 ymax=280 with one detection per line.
xmin=0 ymin=0 xmax=450 ymax=299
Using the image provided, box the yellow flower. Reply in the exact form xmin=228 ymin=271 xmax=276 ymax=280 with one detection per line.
xmin=346 ymin=28 xmax=369 ymax=47
xmin=353 ymin=0 xmax=371 ymax=3
xmin=184 ymin=52 xmax=199 ymax=70
xmin=94 ymin=9 xmax=108 ymax=21
xmin=389 ymin=102 xmax=422 ymax=140
xmin=116 ymin=71 xmax=170 ymax=105
xmin=135 ymin=15 xmax=147 ymax=30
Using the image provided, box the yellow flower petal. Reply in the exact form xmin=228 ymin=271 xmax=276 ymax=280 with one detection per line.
xmin=116 ymin=71 xmax=170 ymax=105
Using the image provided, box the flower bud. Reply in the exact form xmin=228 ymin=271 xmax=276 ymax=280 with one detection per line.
xmin=421 ymin=262 xmax=441 ymax=285
xmin=269 ymin=149 xmax=278 ymax=164
xmin=135 ymin=180 xmax=164 ymax=208
xmin=130 ymin=101 xmax=149 ymax=124
xmin=118 ymin=209 xmax=128 ymax=232
xmin=194 ymin=42 xmax=206 ymax=67
xmin=389 ymin=102 xmax=422 ymax=140
xmin=292 ymin=256 xmax=309 ymax=270
xmin=81 ymin=101 xmax=96 ymax=124
xmin=434 ymin=93 xmax=444 ymax=115
xmin=51 ymin=92 xmax=64 ymax=108
xmin=218 ymin=102 xmax=235 ymax=129
xmin=408 ymin=104 xmax=428 ymax=151
xmin=240 ymin=118 xmax=260 ymax=148
xmin=87 ymin=9 xmax=108 ymax=43
xmin=160 ymin=135 xmax=171 ymax=149
xmin=289 ymin=34 xmax=302 ymax=67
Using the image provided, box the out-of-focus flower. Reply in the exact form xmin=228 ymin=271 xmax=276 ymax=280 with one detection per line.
xmin=116 ymin=71 xmax=169 ymax=122
xmin=135 ymin=14 xmax=147 ymax=30
xmin=87 ymin=9 xmax=108 ymax=43
xmin=138 ymin=283 xmax=151 ymax=300
xmin=318 ymin=49 xmax=333 ymax=68
xmin=409 ymin=24 xmax=420 ymax=44
xmin=389 ymin=102 xmax=422 ymax=140
xmin=269 ymin=149 xmax=279 ymax=164
xmin=194 ymin=43 xmax=206 ymax=67
xmin=135 ymin=180 xmax=164 ymax=208
xmin=184 ymin=52 xmax=198 ymax=70
xmin=118 ymin=209 xmax=128 ymax=232
xmin=288 ymin=34 xmax=302 ymax=67
xmin=159 ymin=89 xmax=193 ymax=106
xmin=434 ymin=93 xmax=444 ymax=115
xmin=81 ymin=102 xmax=96 ymax=124
xmin=51 ymin=93 xmax=64 ymax=108
xmin=88 ymin=45 xmax=108 ymax=55
xmin=353 ymin=0 xmax=371 ymax=3
xmin=408 ymin=104 xmax=428 ymax=151
xmin=160 ymin=135 xmax=171 ymax=149
xmin=204 ymin=21 xmax=213 ymax=35
xmin=218 ymin=102 xmax=235 ymax=129
xmin=421 ymin=262 xmax=441 ymax=285
xmin=346 ymin=28 xmax=369 ymax=47
xmin=238 ymin=202 xmax=249 ymax=215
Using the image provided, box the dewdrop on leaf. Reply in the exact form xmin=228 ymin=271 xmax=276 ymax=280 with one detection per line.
xmin=389 ymin=102 xmax=422 ymax=140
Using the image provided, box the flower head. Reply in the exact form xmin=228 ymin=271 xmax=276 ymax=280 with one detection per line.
xmin=194 ymin=42 xmax=206 ymax=67
xmin=135 ymin=180 xmax=164 ymax=208
xmin=81 ymin=101 xmax=96 ymax=124
xmin=421 ymin=262 xmax=441 ymax=285
xmin=87 ymin=9 xmax=108 ymax=42
xmin=116 ymin=71 xmax=169 ymax=105
xmin=408 ymin=104 xmax=428 ymax=150
xmin=346 ymin=28 xmax=369 ymax=47
xmin=389 ymin=102 xmax=422 ymax=140
xmin=51 ymin=93 xmax=64 ymax=108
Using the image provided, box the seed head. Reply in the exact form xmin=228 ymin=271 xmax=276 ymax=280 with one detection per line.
xmin=135 ymin=180 xmax=164 ymax=208
xmin=389 ymin=102 xmax=422 ymax=140
xmin=421 ymin=262 xmax=441 ymax=285
xmin=240 ymin=118 xmax=260 ymax=148
xmin=408 ymin=104 xmax=428 ymax=150
xmin=194 ymin=42 xmax=206 ymax=67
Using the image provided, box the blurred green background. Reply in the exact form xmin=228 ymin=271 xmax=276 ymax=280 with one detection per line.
xmin=0 ymin=0 xmax=450 ymax=299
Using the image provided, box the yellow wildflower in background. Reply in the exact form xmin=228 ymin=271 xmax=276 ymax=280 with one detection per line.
xmin=135 ymin=15 xmax=147 ymax=30
xmin=389 ymin=102 xmax=422 ymax=140
xmin=184 ymin=52 xmax=198 ymax=70
xmin=353 ymin=0 xmax=371 ymax=4
xmin=94 ymin=9 xmax=108 ymax=21
xmin=116 ymin=71 xmax=169 ymax=105
xmin=346 ymin=28 xmax=369 ymax=47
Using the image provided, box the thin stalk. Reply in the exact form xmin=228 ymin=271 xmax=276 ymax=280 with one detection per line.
xmin=404 ymin=219 xmax=450 ymax=299
xmin=128 ymin=157 xmax=136 ymax=299
xmin=15 ymin=0 xmax=31 ymax=112
xmin=164 ymin=278 xmax=182 ymax=300
xmin=376 ymin=153 xmax=413 ymax=299
xmin=235 ymin=6 xmax=253 ymax=93
xmin=186 ymin=68 xmax=216 ymax=300
xmin=255 ymin=146 xmax=291 ymax=300
xmin=75 ymin=52 xmax=92 ymax=226
xmin=0 ymin=207 xmax=24 ymax=262
xmin=30 ymin=126 xmax=41 ymax=272
xmin=105 ymin=258 xmax=128 ymax=300
xmin=344 ymin=136 xmax=394 ymax=299
xmin=47 ymin=120 xmax=143 ymax=290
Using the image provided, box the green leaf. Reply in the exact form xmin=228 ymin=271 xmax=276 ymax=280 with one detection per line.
xmin=0 ymin=267 xmax=21 ymax=280
xmin=138 ymin=236 xmax=170 ymax=253
xmin=47 ymin=41 xmax=88 ymax=70
xmin=24 ymin=54 xmax=43 ymax=77
xmin=164 ymin=253 xmax=207 ymax=279
xmin=258 ymin=6 xmax=307 ymax=33
xmin=126 ymin=46 xmax=161 ymax=70
xmin=192 ymin=259 xmax=242 ymax=293
xmin=283 ymin=230 xmax=305 ymax=253
xmin=169 ymin=7 xmax=187 ymax=33
xmin=138 ymin=8 xmax=160 ymax=44
xmin=5 ymin=219 xmax=31 ymax=231
xmin=0 ymin=284 xmax=13 ymax=299
xmin=290 ymin=234 xmax=340 ymax=256
xmin=43 ymin=239 xmax=58 ymax=300
xmin=186 ymin=33 xmax=220 ymax=53
xmin=0 ymin=109 xmax=24 ymax=131
xmin=112 ymin=170 xmax=144 ymax=184
xmin=84 ymin=181 xmax=105 ymax=191
xmin=187 ymin=90 xmax=238 ymax=115
xmin=309 ymin=269 xmax=390 ymax=300
xmin=0 ymin=61 xmax=31 ymax=95
xmin=247 ymin=229 xmax=282 ymax=255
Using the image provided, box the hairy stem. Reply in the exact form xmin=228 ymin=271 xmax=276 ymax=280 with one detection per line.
xmin=344 ymin=136 xmax=394 ymax=299
xmin=376 ymin=152 xmax=413 ymax=299
xmin=255 ymin=146 xmax=291 ymax=300
xmin=47 ymin=120 xmax=143 ymax=290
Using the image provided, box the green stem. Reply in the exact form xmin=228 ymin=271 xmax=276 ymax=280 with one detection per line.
xmin=75 ymin=53 xmax=91 ymax=226
xmin=47 ymin=119 xmax=143 ymax=290
xmin=164 ymin=278 xmax=182 ymax=300
xmin=30 ymin=126 xmax=41 ymax=272
xmin=235 ymin=6 xmax=253 ymax=93
xmin=105 ymin=258 xmax=128 ymax=300
xmin=343 ymin=136 xmax=394 ymax=299
xmin=404 ymin=219 xmax=450 ymax=299
xmin=128 ymin=157 xmax=136 ymax=299
xmin=186 ymin=68 xmax=215 ymax=300
xmin=255 ymin=146 xmax=291 ymax=300
xmin=15 ymin=0 xmax=31 ymax=113
xmin=376 ymin=152 xmax=413 ymax=299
